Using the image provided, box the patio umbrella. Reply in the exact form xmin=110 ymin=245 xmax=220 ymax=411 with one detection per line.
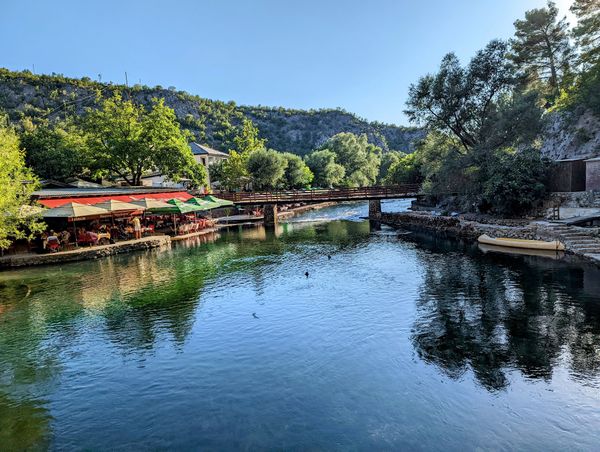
xmin=186 ymin=197 xmax=218 ymax=211
xmin=129 ymin=198 xmax=175 ymax=214
xmin=93 ymin=200 xmax=146 ymax=213
xmin=43 ymin=202 xmax=109 ymax=220
xmin=166 ymin=199 xmax=205 ymax=214
xmin=202 ymin=195 xmax=234 ymax=208
xmin=43 ymin=202 xmax=111 ymax=244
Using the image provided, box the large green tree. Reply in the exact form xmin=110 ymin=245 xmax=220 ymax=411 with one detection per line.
xmin=20 ymin=118 xmax=87 ymax=181
xmin=0 ymin=119 xmax=45 ymax=249
xmin=571 ymin=0 xmax=600 ymax=66
xmin=405 ymin=40 xmax=515 ymax=152
xmin=83 ymin=94 xmax=206 ymax=186
xmin=509 ymin=1 xmax=573 ymax=96
xmin=304 ymin=150 xmax=345 ymax=188
xmin=378 ymin=151 xmax=405 ymax=183
xmin=281 ymin=152 xmax=313 ymax=189
xmin=246 ymin=148 xmax=288 ymax=190
xmin=317 ymin=133 xmax=382 ymax=187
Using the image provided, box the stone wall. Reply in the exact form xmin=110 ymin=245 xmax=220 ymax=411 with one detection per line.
xmin=0 ymin=236 xmax=171 ymax=269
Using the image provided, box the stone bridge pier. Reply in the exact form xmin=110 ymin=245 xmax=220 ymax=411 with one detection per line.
xmin=368 ymin=199 xmax=382 ymax=220
xmin=263 ymin=204 xmax=278 ymax=227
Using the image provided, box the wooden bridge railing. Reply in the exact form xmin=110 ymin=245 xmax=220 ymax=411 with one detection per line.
xmin=215 ymin=184 xmax=421 ymax=204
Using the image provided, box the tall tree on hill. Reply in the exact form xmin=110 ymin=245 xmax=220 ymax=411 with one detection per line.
xmin=83 ymin=94 xmax=206 ymax=187
xmin=0 ymin=118 xmax=45 ymax=249
xmin=570 ymin=0 xmax=600 ymax=66
xmin=405 ymin=40 xmax=515 ymax=152
xmin=509 ymin=1 xmax=573 ymax=96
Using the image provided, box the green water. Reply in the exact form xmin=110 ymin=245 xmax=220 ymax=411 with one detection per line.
xmin=1 ymin=201 xmax=600 ymax=450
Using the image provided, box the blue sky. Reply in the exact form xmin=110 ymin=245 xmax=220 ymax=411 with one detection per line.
xmin=1 ymin=0 xmax=574 ymax=125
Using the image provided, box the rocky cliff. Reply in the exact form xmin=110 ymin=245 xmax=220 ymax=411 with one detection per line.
xmin=541 ymin=110 xmax=600 ymax=160
xmin=0 ymin=68 xmax=424 ymax=155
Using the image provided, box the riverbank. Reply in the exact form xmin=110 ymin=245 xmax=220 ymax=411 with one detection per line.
xmin=380 ymin=211 xmax=600 ymax=267
xmin=0 ymin=235 xmax=172 ymax=269
xmin=278 ymin=202 xmax=339 ymax=220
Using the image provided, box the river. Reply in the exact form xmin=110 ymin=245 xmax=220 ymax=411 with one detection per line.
xmin=1 ymin=200 xmax=600 ymax=450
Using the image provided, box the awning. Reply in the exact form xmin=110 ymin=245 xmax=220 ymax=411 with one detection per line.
xmin=186 ymin=197 xmax=218 ymax=211
xmin=37 ymin=191 xmax=193 ymax=208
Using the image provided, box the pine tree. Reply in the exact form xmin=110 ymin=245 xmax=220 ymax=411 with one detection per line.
xmin=571 ymin=0 xmax=600 ymax=66
xmin=509 ymin=1 xmax=573 ymax=96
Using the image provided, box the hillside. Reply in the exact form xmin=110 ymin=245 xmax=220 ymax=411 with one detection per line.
xmin=0 ymin=68 xmax=424 ymax=155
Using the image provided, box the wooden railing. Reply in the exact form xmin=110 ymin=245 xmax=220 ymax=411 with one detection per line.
xmin=214 ymin=184 xmax=421 ymax=204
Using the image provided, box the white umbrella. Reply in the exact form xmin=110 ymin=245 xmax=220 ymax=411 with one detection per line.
xmin=43 ymin=202 xmax=109 ymax=219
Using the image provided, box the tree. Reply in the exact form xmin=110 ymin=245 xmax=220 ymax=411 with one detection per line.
xmin=209 ymin=150 xmax=251 ymax=191
xmin=480 ymin=148 xmax=550 ymax=215
xmin=378 ymin=151 xmax=405 ymax=183
xmin=246 ymin=148 xmax=288 ymax=190
xmin=281 ymin=152 xmax=313 ymax=189
xmin=232 ymin=118 xmax=266 ymax=154
xmin=405 ymin=40 xmax=515 ymax=152
xmin=318 ymin=133 xmax=382 ymax=187
xmin=383 ymin=153 xmax=422 ymax=186
xmin=510 ymin=1 xmax=573 ymax=96
xmin=0 ymin=119 xmax=45 ymax=249
xmin=305 ymin=150 xmax=345 ymax=188
xmin=83 ymin=94 xmax=206 ymax=187
xmin=571 ymin=0 xmax=600 ymax=66
xmin=20 ymin=118 xmax=87 ymax=181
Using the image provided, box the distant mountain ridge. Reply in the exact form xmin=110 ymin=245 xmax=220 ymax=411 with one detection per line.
xmin=0 ymin=68 xmax=424 ymax=155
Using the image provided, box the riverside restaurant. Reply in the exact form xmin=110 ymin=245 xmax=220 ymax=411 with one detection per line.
xmin=8 ymin=187 xmax=234 ymax=255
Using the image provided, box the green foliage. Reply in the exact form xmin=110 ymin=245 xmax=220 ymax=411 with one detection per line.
xmin=479 ymin=148 xmax=550 ymax=215
xmin=0 ymin=119 xmax=45 ymax=249
xmin=231 ymin=118 xmax=266 ymax=154
xmin=20 ymin=118 xmax=87 ymax=181
xmin=570 ymin=0 xmax=600 ymax=67
xmin=304 ymin=150 xmax=345 ymax=188
xmin=210 ymin=150 xmax=251 ymax=191
xmin=509 ymin=1 xmax=573 ymax=97
xmin=378 ymin=151 xmax=405 ymax=183
xmin=405 ymin=40 xmax=515 ymax=152
xmin=317 ymin=133 xmax=382 ymax=187
xmin=383 ymin=153 xmax=422 ymax=186
xmin=281 ymin=152 xmax=313 ymax=189
xmin=246 ymin=148 xmax=288 ymax=190
xmin=82 ymin=94 xmax=206 ymax=187
xmin=555 ymin=62 xmax=600 ymax=115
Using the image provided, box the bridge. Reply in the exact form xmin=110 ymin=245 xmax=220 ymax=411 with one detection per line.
xmin=216 ymin=184 xmax=421 ymax=226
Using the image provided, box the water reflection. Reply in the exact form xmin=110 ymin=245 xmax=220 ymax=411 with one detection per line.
xmin=408 ymin=231 xmax=600 ymax=391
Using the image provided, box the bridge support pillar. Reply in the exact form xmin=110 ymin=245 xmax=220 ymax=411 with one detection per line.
xmin=264 ymin=204 xmax=278 ymax=228
xmin=368 ymin=199 xmax=382 ymax=220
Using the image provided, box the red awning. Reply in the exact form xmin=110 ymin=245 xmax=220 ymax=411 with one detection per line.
xmin=37 ymin=191 xmax=193 ymax=208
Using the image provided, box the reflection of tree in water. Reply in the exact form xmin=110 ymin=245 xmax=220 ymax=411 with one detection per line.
xmin=410 ymin=235 xmax=600 ymax=391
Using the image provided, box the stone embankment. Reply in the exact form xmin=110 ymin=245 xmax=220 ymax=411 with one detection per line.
xmin=0 ymin=236 xmax=172 ymax=269
xmin=380 ymin=211 xmax=600 ymax=266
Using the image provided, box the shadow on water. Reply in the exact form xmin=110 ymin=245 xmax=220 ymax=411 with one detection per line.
xmin=402 ymin=230 xmax=600 ymax=391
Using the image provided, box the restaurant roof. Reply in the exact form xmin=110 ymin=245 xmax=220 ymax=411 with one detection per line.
xmin=33 ymin=187 xmax=185 ymax=199
xmin=33 ymin=188 xmax=193 ymax=208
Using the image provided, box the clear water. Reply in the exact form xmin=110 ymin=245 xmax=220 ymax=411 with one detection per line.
xmin=1 ymin=200 xmax=600 ymax=450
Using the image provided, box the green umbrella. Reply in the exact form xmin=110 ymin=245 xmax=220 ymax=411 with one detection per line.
xmin=166 ymin=199 xmax=205 ymax=214
xmin=202 ymin=195 xmax=234 ymax=208
xmin=186 ymin=197 xmax=218 ymax=211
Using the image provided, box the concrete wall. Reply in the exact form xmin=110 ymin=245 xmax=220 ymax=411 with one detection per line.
xmin=586 ymin=160 xmax=600 ymax=191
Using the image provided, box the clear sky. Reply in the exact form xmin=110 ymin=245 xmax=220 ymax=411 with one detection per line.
xmin=0 ymin=0 xmax=575 ymax=125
